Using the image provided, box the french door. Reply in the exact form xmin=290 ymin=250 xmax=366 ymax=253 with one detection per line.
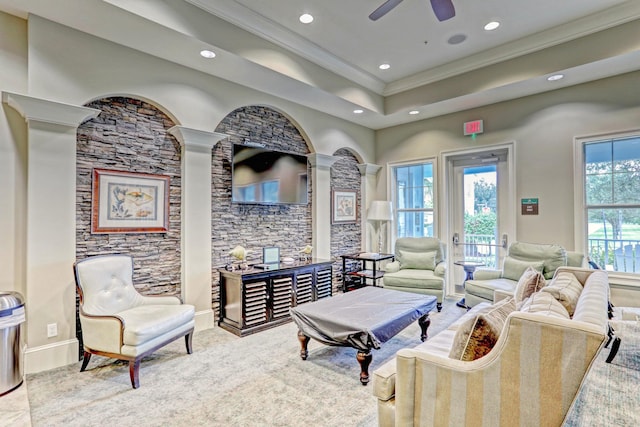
xmin=442 ymin=144 xmax=515 ymax=296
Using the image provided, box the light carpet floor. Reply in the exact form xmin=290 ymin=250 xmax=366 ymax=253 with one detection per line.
xmin=20 ymin=300 xmax=640 ymax=426
xmin=25 ymin=299 xmax=465 ymax=427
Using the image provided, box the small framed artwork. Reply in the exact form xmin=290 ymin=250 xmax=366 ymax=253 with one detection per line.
xmin=91 ymin=168 xmax=170 ymax=234
xmin=331 ymin=189 xmax=357 ymax=224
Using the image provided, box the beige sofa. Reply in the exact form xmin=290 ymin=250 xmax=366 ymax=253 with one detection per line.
xmin=373 ymin=267 xmax=609 ymax=427
xmin=382 ymin=237 xmax=446 ymax=312
xmin=464 ymin=241 xmax=585 ymax=307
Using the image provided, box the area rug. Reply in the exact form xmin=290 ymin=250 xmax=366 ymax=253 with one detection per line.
xmin=563 ymin=320 xmax=640 ymax=426
xmin=26 ymin=299 xmax=465 ymax=427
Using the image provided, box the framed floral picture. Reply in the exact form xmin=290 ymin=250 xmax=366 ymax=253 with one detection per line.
xmin=331 ymin=189 xmax=357 ymax=224
xmin=91 ymin=168 xmax=170 ymax=234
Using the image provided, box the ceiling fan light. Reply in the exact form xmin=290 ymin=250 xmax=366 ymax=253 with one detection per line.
xmin=484 ymin=21 xmax=500 ymax=31
xmin=299 ymin=13 xmax=314 ymax=24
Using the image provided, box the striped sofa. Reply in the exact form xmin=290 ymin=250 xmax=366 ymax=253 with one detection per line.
xmin=372 ymin=267 xmax=609 ymax=427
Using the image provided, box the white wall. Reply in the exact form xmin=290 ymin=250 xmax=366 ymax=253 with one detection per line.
xmin=26 ymin=15 xmax=375 ymax=161
xmin=376 ymin=71 xmax=640 ymax=250
xmin=0 ymin=11 xmax=27 ymax=294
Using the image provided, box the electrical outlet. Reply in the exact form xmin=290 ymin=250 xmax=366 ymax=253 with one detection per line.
xmin=47 ymin=323 xmax=58 ymax=338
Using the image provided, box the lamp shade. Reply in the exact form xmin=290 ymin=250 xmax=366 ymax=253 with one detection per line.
xmin=367 ymin=200 xmax=393 ymax=221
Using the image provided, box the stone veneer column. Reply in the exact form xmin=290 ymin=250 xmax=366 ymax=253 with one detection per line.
xmin=2 ymin=92 xmax=100 ymax=373
xmin=358 ymin=163 xmax=383 ymax=252
xmin=308 ymin=153 xmax=339 ymax=259
xmin=169 ymin=126 xmax=227 ymax=331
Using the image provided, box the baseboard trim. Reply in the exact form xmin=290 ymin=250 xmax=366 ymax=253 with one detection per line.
xmin=25 ymin=338 xmax=79 ymax=374
xmin=194 ymin=309 xmax=215 ymax=331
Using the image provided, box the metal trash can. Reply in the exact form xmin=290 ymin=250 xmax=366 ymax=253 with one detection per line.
xmin=0 ymin=291 xmax=25 ymax=396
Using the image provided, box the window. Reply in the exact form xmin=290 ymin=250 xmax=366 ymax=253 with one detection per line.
xmin=261 ymin=180 xmax=279 ymax=203
xmin=392 ymin=161 xmax=435 ymax=238
xmin=584 ymin=134 xmax=640 ymax=272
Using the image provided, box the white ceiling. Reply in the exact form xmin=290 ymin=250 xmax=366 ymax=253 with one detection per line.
xmin=2 ymin=0 xmax=640 ymax=129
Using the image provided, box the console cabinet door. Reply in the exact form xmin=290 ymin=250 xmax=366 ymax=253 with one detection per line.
xmin=315 ymin=265 xmax=333 ymax=300
xmin=270 ymin=275 xmax=294 ymax=321
xmin=243 ymin=279 xmax=268 ymax=329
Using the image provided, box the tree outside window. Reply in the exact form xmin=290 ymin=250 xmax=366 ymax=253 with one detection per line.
xmin=585 ymin=135 xmax=640 ymax=271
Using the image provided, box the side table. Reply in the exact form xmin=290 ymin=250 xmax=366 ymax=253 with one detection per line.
xmin=341 ymin=252 xmax=394 ymax=292
xmin=454 ymin=260 xmax=485 ymax=308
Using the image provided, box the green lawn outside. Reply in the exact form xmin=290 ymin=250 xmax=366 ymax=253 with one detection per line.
xmin=588 ymin=223 xmax=640 ymax=240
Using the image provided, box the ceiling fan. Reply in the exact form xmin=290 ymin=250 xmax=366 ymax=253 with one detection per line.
xmin=369 ymin=0 xmax=455 ymax=22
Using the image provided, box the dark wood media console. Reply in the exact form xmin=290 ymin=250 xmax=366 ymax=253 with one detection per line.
xmin=218 ymin=259 xmax=333 ymax=336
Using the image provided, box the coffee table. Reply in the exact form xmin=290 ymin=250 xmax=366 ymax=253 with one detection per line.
xmin=289 ymin=286 xmax=437 ymax=385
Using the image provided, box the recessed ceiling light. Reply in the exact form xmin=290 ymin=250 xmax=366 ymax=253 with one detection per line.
xmin=353 ymin=109 xmax=364 ymax=114
xmin=299 ymin=13 xmax=314 ymax=24
xmin=547 ymin=74 xmax=564 ymax=81
xmin=379 ymin=63 xmax=391 ymax=70
xmin=409 ymin=110 xmax=420 ymax=115
xmin=200 ymin=50 xmax=216 ymax=59
xmin=484 ymin=21 xmax=500 ymax=31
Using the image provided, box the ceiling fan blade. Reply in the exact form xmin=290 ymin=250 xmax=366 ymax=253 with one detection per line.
xmin=369 ymin=0 xmax=404 ymax=21
xmin=430 ymin=0 xmax=455 ymax=21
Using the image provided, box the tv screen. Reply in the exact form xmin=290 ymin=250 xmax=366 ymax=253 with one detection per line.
xmin=232 ymin=144 xmax=308 ymax=204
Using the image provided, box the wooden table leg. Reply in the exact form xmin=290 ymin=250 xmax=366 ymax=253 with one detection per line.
xmin=356 ymin=351 xmax=372 ymax=386
xmin=297 ymin=330 xmax=310 ymax=360
xmin=418 ymin=313 xmax=431 ymax=342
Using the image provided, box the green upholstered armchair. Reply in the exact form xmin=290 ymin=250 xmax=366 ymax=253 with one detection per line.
xmin=464 ymin=241 xmax=585 ymax=307
xmin=382 ymin=237 xmax=445 ymax=311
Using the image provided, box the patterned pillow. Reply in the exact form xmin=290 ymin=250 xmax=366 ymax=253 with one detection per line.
xmin=398 ymin=250 xmax=437 ymax=270
xmin=541 ymin=271 xmax=583 ymax=317
xmin=519 ymin=291 xmax=570 ymax=319
xmin=449 ymin=297 xmax=517 ymax=361
xmin=514 ymin=266 xmax=546 ymax=304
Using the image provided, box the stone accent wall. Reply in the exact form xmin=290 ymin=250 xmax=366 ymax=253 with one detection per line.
xmin=211 ymin=106 xmax=312 ymax=318
xmin=76 ymin=97 xmax=181 ymax=296
xmin=330 ymin=149 xmax=362 ymax=292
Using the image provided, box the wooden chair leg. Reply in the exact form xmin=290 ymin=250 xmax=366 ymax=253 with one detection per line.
xmin=185 ymin=331 xmax=193 ymax=354
xmin=606 ymin=336 xmax=621 ymax=364
xmin=80 ymin=351 xmax=92 ymax=372
xmin=129 ymin=359 xmax=141 ymax=389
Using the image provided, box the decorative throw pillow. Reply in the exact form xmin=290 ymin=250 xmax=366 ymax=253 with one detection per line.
xmin=398 ymin=250 xmax=437 ymax=270
xmin=540 ymin=271 xmax=583 ymax=317
xmin=513 ymin=266 xmax=546 ymax=304
xmin=519 ymin=291 xmax=570 ymax=319
xmin=449 ymin=297 xmax=517 ymax=361
xmin=502 ymin=257 xmax=544 ymax=281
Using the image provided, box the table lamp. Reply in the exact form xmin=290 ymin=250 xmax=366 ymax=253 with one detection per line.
xmin=367 ymin=200 xmax=393 ymax=253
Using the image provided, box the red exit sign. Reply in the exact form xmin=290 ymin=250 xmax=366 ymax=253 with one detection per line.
xmin=463 ymin=120 xmax=484 ymax=136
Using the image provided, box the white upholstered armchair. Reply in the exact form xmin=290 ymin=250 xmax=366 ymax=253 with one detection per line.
xmin=74 ymin=254 xmax=195 ymax=388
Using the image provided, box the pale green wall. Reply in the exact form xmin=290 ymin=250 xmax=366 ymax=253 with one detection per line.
xmin=0 ymin=11 xmax=27 ymax=294
xmin=375 ymin=71 xmax=640 ymax=250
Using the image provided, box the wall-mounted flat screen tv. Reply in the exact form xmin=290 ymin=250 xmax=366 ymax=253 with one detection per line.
xmin=232 ymin=144 xmax=308 ymax=205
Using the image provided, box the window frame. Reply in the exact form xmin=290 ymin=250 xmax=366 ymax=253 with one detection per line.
xmin=387 ymin=157 xmax=438 ymax=245
xmin=574 ymin=128 xmax=640 ymax=283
